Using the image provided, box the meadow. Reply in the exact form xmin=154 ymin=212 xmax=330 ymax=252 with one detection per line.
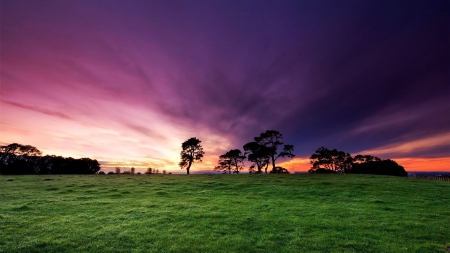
xmin=1 ymin=174 xmax=449 ymax=253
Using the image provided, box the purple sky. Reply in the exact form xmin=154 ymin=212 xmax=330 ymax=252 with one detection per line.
xmin=1 ymin=0 xmax=449 ymax=172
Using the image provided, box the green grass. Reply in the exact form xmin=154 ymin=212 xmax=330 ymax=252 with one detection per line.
xmin=1 ymin=174 xmax=449 ymax=253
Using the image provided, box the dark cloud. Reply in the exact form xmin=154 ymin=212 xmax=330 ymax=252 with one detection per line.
xmin=1 ymin=0 xmax=448 ymax=160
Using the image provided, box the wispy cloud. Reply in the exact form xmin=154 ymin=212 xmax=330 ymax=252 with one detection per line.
xmin=0 ymin=1 xmax=448 ymax=172
xmin=3 ymin=101 xmax=73 ymax=120
xmin=359 ymin=133 xmax=450 ymax=157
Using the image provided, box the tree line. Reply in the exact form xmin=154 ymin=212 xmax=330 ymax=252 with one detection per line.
xmin=179 ymin=130 xmax=295 ymax=174
xmin=0 ymin=143 xmax=100 ymax=175
xmin=179 ymin=130 xmax=406 ymax=176
xmin=2 ymin=132 xmax=407 ymax=177
xmin=100 ymin=167 xmax=169 ymax=175
xmin=308 ymin=147 xmax=407 ymax=176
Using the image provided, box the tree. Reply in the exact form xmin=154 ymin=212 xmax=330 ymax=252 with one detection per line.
xmin=179 ymin=137 xmax=204 ymax=174
xmin=253 ymin=130 xmax=295 ymax=173
xmin=309 ymin=147 xmax=353 ymax=173
xmin=131 ymin=167 xmax=135 ymax=174
xmin=115 ymin=167 xmax=121 ymax=174
xmin=214 ymin=149 xmax=246 ymax=174
xmin=243 ymin=142 xmax=271 ymax=174
xmin=353 ymin=155 xmax=381 ymax=164
xmin=308 ymin=168 xmax=337 ymax=174
xmin=270 ymin=166 xmax=289 ymax=174
xmin=145 ymin=168 xmax=153 ymax=174
xmin=0 ymin=143 xmax=42 ymax=156
xmin=0 ymin=143 xmax=42 ymax=174
xmin=347 ymin=159 xmax=407 ymax=177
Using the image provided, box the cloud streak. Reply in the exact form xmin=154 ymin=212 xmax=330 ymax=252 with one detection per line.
xmin=3 ymin=101 xmax=73 ymax=120
xmin=1 ymin=0 xmax=448 ymax=172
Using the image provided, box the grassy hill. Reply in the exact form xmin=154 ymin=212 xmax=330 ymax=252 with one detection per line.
xmin=1 ymin=174 xmax=449 ymax=252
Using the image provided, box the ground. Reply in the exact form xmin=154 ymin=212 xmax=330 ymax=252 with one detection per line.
xmin=1 ymin=174 xmax=449 ymax=252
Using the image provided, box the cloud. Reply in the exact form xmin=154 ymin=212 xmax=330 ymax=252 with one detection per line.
xmin=0 ymin=0 xmax=448 ymax=172
xmin=358 ymin=133 xmax=450 ymax=157
xmin=2 ymin=101 xmax=73 ymax=120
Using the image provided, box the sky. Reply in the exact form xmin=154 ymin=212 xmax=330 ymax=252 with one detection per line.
xmin=1 ymin=0 xmax=449 ymax=173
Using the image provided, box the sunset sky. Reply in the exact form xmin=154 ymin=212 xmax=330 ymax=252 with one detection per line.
xmin=1 ymin=0 xmax=449 ymax=173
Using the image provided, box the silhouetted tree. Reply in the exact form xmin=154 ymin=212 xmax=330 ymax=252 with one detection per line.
xmin=0 ymin=143 xmax=100 ymax=175
xmin=115 ymin=167 xmax=121 ymax=174
xmin=0 ymin=143 xmax=42 ymax=156
xmin=214 ymin=149 xmax=246 ymax=174
xmin=309 ymin=147 xmax=353 ymax=173
xmin=353 ymin=155 xmax=381 ymax=164
xmin=131 ymin=167 xmax=135 ymax=174
xmin=243 ymin=142 xmax=271 ymax=174
xmin=78 ymin=158 xmax=100 ymax=174
xmin=179 ymin=137 xmax=204 ymax=174
xmin=145 ymin=168 xmax=153 ymax=174
xmin=0 ymin=143 xmax=42 ymax=174
xmin=308 ymin=148 xmax=407 ymax=177
xmin=347 ymin=159 xmax=407 ymax=177
xmin=253 ymin=130 xmax=295 ymax=173
xmin=214 ymin=159 xmax=231 ymax=174
xmin=107 ymin=171 xmax=114 ymax=175
xmin=270 ymin=166 xmax=289 ymax=174
xmin=308 ymin=168 xmax=337 ymax=174
xmin=98 ymin=171 xmax=105 ymax=175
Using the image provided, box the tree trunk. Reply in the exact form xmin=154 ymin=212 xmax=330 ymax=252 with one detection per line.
xmin=257 ymin=165 xmax=262 ymax=174
xmin=271 ymin=155 xmax=276 ymax=173
xmin=186 ymin=160 xmax=192 ymax=174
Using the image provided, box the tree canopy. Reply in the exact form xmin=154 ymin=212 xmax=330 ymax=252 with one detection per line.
xmin=179 ymin=137 xmax=204 ymax=174
xmin=309 ymin=147 xmax=407 ymax=176
xmin=0 ymin=143 xmax=42 ymax=156
xmin=253 ymin=130 xmax=295 ymax=173
xmin=347 ymin=159 xmax=407 ymax=177
xmin=243 ymin=141 xmax=271 ymax=174
xmin=309 ymin=147 xmax=353 ymax=173
xmin=0 ymin=143 xmax=100 ymax=175
xmin=214 ymin=149 xmax=246 ymax=174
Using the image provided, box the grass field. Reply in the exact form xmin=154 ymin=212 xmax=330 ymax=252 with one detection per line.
xmin=1 ymin=174 xmax=449 ymax=253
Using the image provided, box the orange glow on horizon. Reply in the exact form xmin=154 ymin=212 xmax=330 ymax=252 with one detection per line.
xmin=392 ymin=157 xmax=450 ymax=172
xmin=278 ymin=157 xmax=449 ymax=173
